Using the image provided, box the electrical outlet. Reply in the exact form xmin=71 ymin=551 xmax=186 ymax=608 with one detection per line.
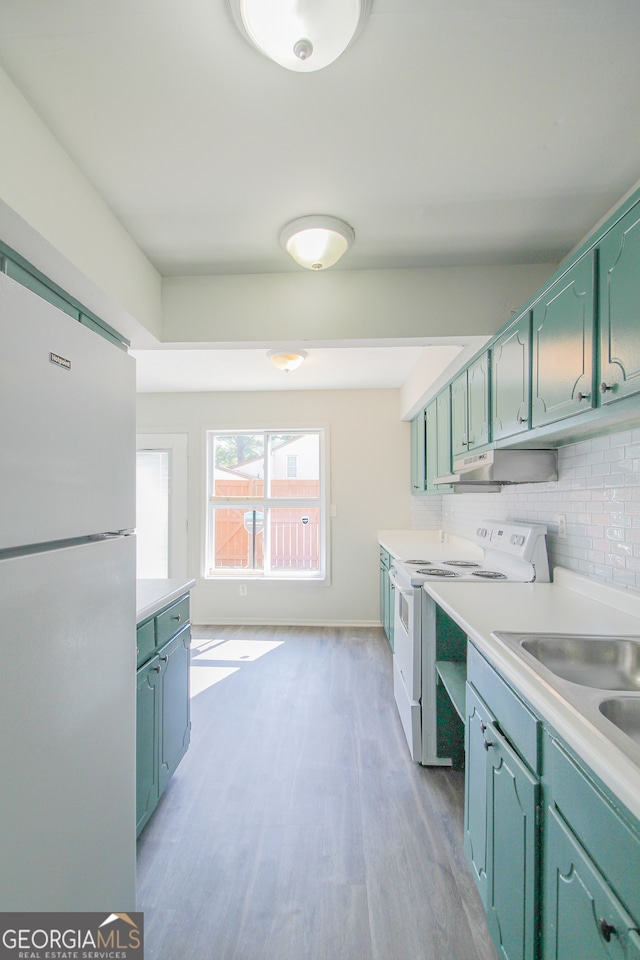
xmin=555 ymin=515 xmax=567 ymax=539
xmin=238 ymin=584 xmax=248 ymax=596
xmin=439 ymin=530 xmax=447 ymax=543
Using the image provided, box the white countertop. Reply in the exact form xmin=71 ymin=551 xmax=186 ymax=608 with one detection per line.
xmin=378 ymin=529 xmax=483 ymax=563
xmin=424 ymin=567 xmax=640 ymax=821
xmin=136 ymin=578 xmax=196 ymax=623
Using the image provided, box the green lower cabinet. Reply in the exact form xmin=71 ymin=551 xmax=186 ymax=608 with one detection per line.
xmin=158 ymin=626 xmax=191 ymax=793
xmin=464 ymin=681 xmax=538 ymax=960
xmin=136 ymin=655 xmax=161 ymax=835
xmin=464 ymin=645 xmax=640 ymax=960
xmin=379 ymin=547 xmax=394 ymax=649
xmin=464 ymin=684 xmax=491 ymax=904
xmin=599 ymin=201 xmax=640 ymax=405
xmin=136 ymin=597 xmax=191 ymax=836
xmin=544 ymin=808 xmax=640 ymax=960
xmin=486 ymin=717 xmax=539 ymax=960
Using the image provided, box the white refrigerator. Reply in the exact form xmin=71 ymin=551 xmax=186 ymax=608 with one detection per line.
xmin=0 ymin=271 xmax=137 ymax=910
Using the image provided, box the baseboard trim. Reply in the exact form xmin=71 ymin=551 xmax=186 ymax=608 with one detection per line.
xmin=191 ymin=618 xmax=382 ymax=629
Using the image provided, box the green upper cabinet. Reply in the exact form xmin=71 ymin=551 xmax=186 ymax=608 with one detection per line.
xmin=451 ymin=351 xmax=491 ymax=458
xmin=531 ymin=253 xmax=596 ymax=428
xmin=491 ymin=310 xmax=531 ymax=441
xmin=598 ymin=202 xmax=640 ymax=405
xmin=410 ymin=410 xmax=427 ymax=494
xmin=425 ymin=389 xmax=453 ymax=493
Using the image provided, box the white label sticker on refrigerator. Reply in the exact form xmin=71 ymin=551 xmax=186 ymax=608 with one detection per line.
xmin=50 ymin=352 xmax=71 ymax=370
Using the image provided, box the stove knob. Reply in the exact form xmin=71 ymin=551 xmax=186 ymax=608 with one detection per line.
xmin=517 ymin=535 xmax=525 ymax=546
xmin=510 ymin=534 xmax=518 ymax=544
xmin=477 ymin=527 xmax=487 ymax=538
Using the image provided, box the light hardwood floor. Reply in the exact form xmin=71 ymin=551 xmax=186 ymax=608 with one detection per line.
xmin=137 ymin=625 xmax=499 ymax=960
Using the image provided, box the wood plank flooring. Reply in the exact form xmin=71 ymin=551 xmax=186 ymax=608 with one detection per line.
xmin=137 ymin=625 xmax=498 ymax=960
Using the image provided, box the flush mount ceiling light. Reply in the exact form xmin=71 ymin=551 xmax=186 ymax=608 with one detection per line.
xmin=227 ymin=0 xmax=372 ymax=72
xmin=280 ymin=215 xmax=355 ymax=270
xmin=267 ymin=348 xmax=308 ymax=373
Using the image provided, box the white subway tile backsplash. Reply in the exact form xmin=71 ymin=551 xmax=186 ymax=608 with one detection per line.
xmin=412 ymin=426 xmax=640 ymax=592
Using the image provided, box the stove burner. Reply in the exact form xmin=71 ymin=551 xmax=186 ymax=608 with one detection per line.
xmin=416 ymin=567 xmax=459 ymax=578
xmin=471 ymin=570 xmax=507 ymax=580
xmin=443 ymin=560 xmax=480 ymax=568
xmin=405 ymin=560 xmax=433 ymax=565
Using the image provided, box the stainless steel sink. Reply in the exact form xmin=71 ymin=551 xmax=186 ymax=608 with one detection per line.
xmin=599 ymin=698 xmax=640 ymax=746
xmin=518 ymin=634 xmax=640 ymax=691
xmin=492 ymin=631 xmax=640 ymax=768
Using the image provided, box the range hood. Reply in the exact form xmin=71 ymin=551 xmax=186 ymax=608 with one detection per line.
xmin=434 ymin=449 xmax=557 ymax=493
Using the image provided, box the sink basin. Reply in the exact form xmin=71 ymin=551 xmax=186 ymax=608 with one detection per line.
xmin=517 ymin=634 xmax=640 ymax=690
xmin=599 ymin=698 xmax=640 ymax=746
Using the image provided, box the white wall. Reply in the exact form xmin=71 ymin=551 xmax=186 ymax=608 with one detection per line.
xmin=161 ymin=264 xmax=556 ymax=344
xmin=0 ymin=65 xmax=163 ymax=341
xmin=137 ymin=388 xmax=411 ymax=625
xmin=412 ymin=426 xmax=640 ymax=592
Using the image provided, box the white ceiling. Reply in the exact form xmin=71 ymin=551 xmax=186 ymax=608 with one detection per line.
xmin=132 ymin=342 xmax=463 ymax=392
xmin=1 ymin=0 xmax=639 ymax=391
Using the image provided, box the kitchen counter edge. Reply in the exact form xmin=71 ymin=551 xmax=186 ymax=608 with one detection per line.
xmin=423 ymin=566 xmax=640 ymax=822
xmin=136 ymin=578 xmax=196 ymax=623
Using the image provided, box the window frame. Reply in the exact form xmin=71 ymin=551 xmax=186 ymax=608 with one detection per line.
xmin=136 ymin=433 xmax=188 ymax=580
xmin=205 ymin=428 xmax=329 ymax=581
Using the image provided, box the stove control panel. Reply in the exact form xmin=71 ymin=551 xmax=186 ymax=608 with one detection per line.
xmin=475 ymin=520 xmax=548 ymax=562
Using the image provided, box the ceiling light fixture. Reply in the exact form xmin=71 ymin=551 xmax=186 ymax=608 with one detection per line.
xmin=280 ymin=215 xmax=355 ymax=270
xmin=267 ymin=349 xmax=308 ymax=373
xmin=227 ymin=0 xmax=372 ymax=72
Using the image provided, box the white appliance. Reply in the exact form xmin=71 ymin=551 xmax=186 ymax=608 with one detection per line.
xmin=389 ymin=520 xmax=549 ymax=764
xmin=0 ymin=272 xmax=137 ymax=910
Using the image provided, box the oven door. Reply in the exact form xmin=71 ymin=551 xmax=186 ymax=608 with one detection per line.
xmin=389 ymin=569 xmax=422 ymax=761
xmin=390 ymin=571 xmax=421 ymax=700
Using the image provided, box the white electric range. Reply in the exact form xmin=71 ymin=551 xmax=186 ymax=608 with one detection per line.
xmin=389 ymin=520 xmax=549 ymax=764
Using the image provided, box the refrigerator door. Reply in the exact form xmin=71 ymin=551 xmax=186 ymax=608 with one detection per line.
xmin=0 ymin=535 xmax=136 ymax=910
xmin=0 ymin=272 xmax=135 ymax=550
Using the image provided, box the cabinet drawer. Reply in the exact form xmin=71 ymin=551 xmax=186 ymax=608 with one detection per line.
xmin=467 ymin=643 xmax=540 ymax=773
xmin=546 ymin=734 xmax=640 ymax=924
xmin=136 ymin=618 xmax=156 ymax=666
xmin=155 ymin=595 xmax=190 ymax=647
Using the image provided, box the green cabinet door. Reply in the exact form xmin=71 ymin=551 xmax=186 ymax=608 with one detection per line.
xmin=387 ymin=576 xmax=395 ymax=651
xmin=465 ymin=679 xmax=539 ymax=960
xmin=544 ymin=808 xmax=640 ymax=960
xmin=136 ymin=655 xmax=161 ymax=835
xmin=435 ymin=389 xmax=452 ymax=479
xmin=464 ymin=683 xmax=492 ymax=907
xmin=599 ymin=203 xmax=640 ymax=404
xmin=379 ymin=548 xmax=388 ymax=632
xmin=158 ymin=625 xmax=191 ymax=793
xmin=410 ymin=410 xmax=426 ymax=493
xmin=451 ymin=352 xmax=491 ymax=457
xmin=467 ymin=351 xmax=491 ymax=451
xmin=532 ymin=253 xmax=595 ymax=427
xmin=426 ymin=389 xmax=453 ymax=493
xmin=451 ymin=369 xmax=469 ymax=459
xmin=379 ymin=548 xmax=393 ymax=649
xmin=492 ymin=311 xmax=531 ymax=441
xmin=486 ymin=718 xmax=539 ymax=960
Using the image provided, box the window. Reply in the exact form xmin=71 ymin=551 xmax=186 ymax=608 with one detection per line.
xmin=206 ymin=430 xmax=326 ymax=579
xmin=136 ymin=434 xmax=188 ymax=579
